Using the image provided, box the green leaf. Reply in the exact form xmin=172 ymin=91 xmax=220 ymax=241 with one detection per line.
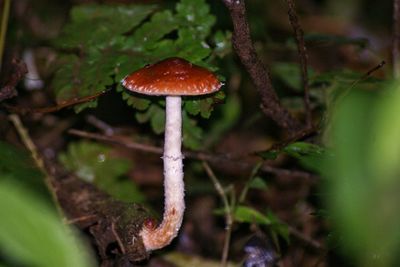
xmin=175 ymin=28 xmax=211 ymax=62
xmin=185 ymin=98 xmax=211 ymax=118
xmin=52 ymin=5 xmax=156 ymax=111
xmin=55 ymin=4 xmax=156 ymax=49
xmin=325 ymin=87 xmax=400 ymax=266
xmin=265 ymin=211 xmax=290 ymax=244
xmin=203 ymin=93 xmax=239 ymax=147
xmin=118 ymin=88 xmax=152 ymax=111
xmin=272 ymin=62 xmax=315 ymax=92
xmin=52 ymin=0 xmax=227 ymax=139
xmin=212 ymin=30 xmax=232 ymax=58
xmin=135 ymin=104 xmax=166 ymax=134
xmin=125 ymin=10 xmax=178 ymax=51
xmin=182 ymin=112 xmax=203 ymax=150
xmin=0 ymin=180 xmax=93 ymax=267
xmin=0 ymin=142 xmax=42 ymax=180
xmin=184 ymin=91 xmax=225 ymax=121
xmin=247 ymin=177 xmax=268 ymax=190
xmin=0 ymin=141 xmax=48 ymax=195
xmin=59 ymin=141 xmax=145 ymax=202
xmin=52 ymin=52 xmax=115 ymax=113
xmin=185 ymin=99 xmax=201 ymax=116
xmin=283 ymin=142 xmax=327 ymax=173
xmin=176 ymin=0 xmax=215 ymax=38
xmin=150 ymin=105 xmax=166 ymax=135
xmin=256 ymin=150 xmax=279 ymax=160
xmin=272 ymin=62 xmax=302 ymax=91
xmin=233 ymin=205 xmax=271 ymax=225
xmin=284 ymin=142 xmax=325 ymax=156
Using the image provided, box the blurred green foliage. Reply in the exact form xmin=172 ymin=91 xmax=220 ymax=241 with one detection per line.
xmin=233 ymin=205 xmax=272 ymax=225
xmin=0 ymin=143 xmax=93 ymax=267
xmin=0 ymin=141 xmax=43 ymax=182
xmin=247 ymin=176 xmax=268 ymax=190
xmin=286 ymin=33 xmax=370 ymax=51
xmin=272 ymin=62 xmax=315 ymax=92
xmin=59 ymin=141 xmax=145 ymax=203
xmin=283 ymin=142 xmax=328 ymax=173
xmin=257 ymin=141 xmax=327 ymax=173
xmin=52 ymin=0 xmax=231 ymax=149
xmin=325 ymin=84 xmax=400 ymax=267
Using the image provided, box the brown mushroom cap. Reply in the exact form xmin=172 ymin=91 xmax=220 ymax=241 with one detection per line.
xmin=121 ymin=57 xmax=222 ymax=96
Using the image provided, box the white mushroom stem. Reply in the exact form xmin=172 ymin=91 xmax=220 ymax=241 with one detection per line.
xmin=140 ymin=96 xmax=185 ymax=251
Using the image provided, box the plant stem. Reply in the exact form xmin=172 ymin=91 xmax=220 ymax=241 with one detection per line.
xmin=8 ymin=114 xmax=64 ymax=217
xmin=238 ymin=161 xmax=263 ymax=203
xmin=286 ymin=0 xmax=312 ymax=127
xmin=202 ymin=161 xmax=233 ymax=267
xmin=0 ymin=0 xmax=11 ymax=71
xmin=221 ymin=0 xmax=302 ymax=132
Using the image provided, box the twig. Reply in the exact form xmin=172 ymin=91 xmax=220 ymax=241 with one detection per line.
xmin=363 ymin=60 xmax=386 ymax=78
xmin=345 ymin=60 xmax=386 ymax=96
xmin=287 ymin=225 xmax=323 ymax=252
xmin=0 ymin=0 xmax=10 ymax=70
xmin=69 ymin=129 xmax=163 ymax=154
xmin=221 ymin=0 xmax=301 ymax=132
xmin=9 ymin=115 xmax=47 ymax=179
xmin=65 ymin=214 xmax=97 ymax=225
xmin=394 ymin=0 xmax=400 ymax=78
xmin=86 ymin=115 xmax=115 ymax=136
xmin=111 ymin=221 xmax=126 ymax=254
xmin=3 ymin=88 xmax=111 ymax=114
xmin=68 ymin=129 xmax=318 ymax=181
xmin=238 ymin=162 xmax=263 ymax=203
xmin=202 ymin=161 xmax=233 ymax=267
xmin=286 ymin=0 xmax=312 ymax=127
xmin=0 ymin=58 xmax=27 ymax=102
xmin=8 ymin=114 xmax=64 ymax=216
xmin=257 ymin=125 xmax=318 ymax=155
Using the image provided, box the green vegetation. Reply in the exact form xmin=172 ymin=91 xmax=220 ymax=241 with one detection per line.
xmin=1 ymin=0 xmax=400 ymax=266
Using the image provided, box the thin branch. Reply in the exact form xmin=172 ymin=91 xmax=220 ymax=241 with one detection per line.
xmin=202 ymin=161 xmax=233 ymax=267
xmin=394 ymin=0 xmax=400 ymax=78
xmin=65 ymin=214 xmax=97 ymax=225
xmin=286 ymin=0 xmax=312 ymax=128
xmin=68 ymin=129 xmax=318 ymax=181
xmin=9 ymin=114 xmax=64 ymax=216
xmin=111 ymin=221 xmax=127 ymax=254
xmin=238 ymin=162 xmax=263 ymax=203
xmin=69 ymin=129 xmax=163 ymax=154
xmin=344 ymin=60 xmax=386 ymax=97
xmin=221 ymin=0 xmax=302 ymax=132
xmin=3 ymin=88 xmax=111 ymax=114
xmin=258 ymin=125 xmax=318 ymax=154
xmin=363 ymin=60 xmax=386 ymax=78
xmin=288 ymin=225 xmax=324 ymax=252
xmin=86 ymin=115 xmax=115 ymax=136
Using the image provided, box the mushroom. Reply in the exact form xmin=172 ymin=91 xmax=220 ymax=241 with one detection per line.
xmin=121 ymin=57 xmax=222 ymax=251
